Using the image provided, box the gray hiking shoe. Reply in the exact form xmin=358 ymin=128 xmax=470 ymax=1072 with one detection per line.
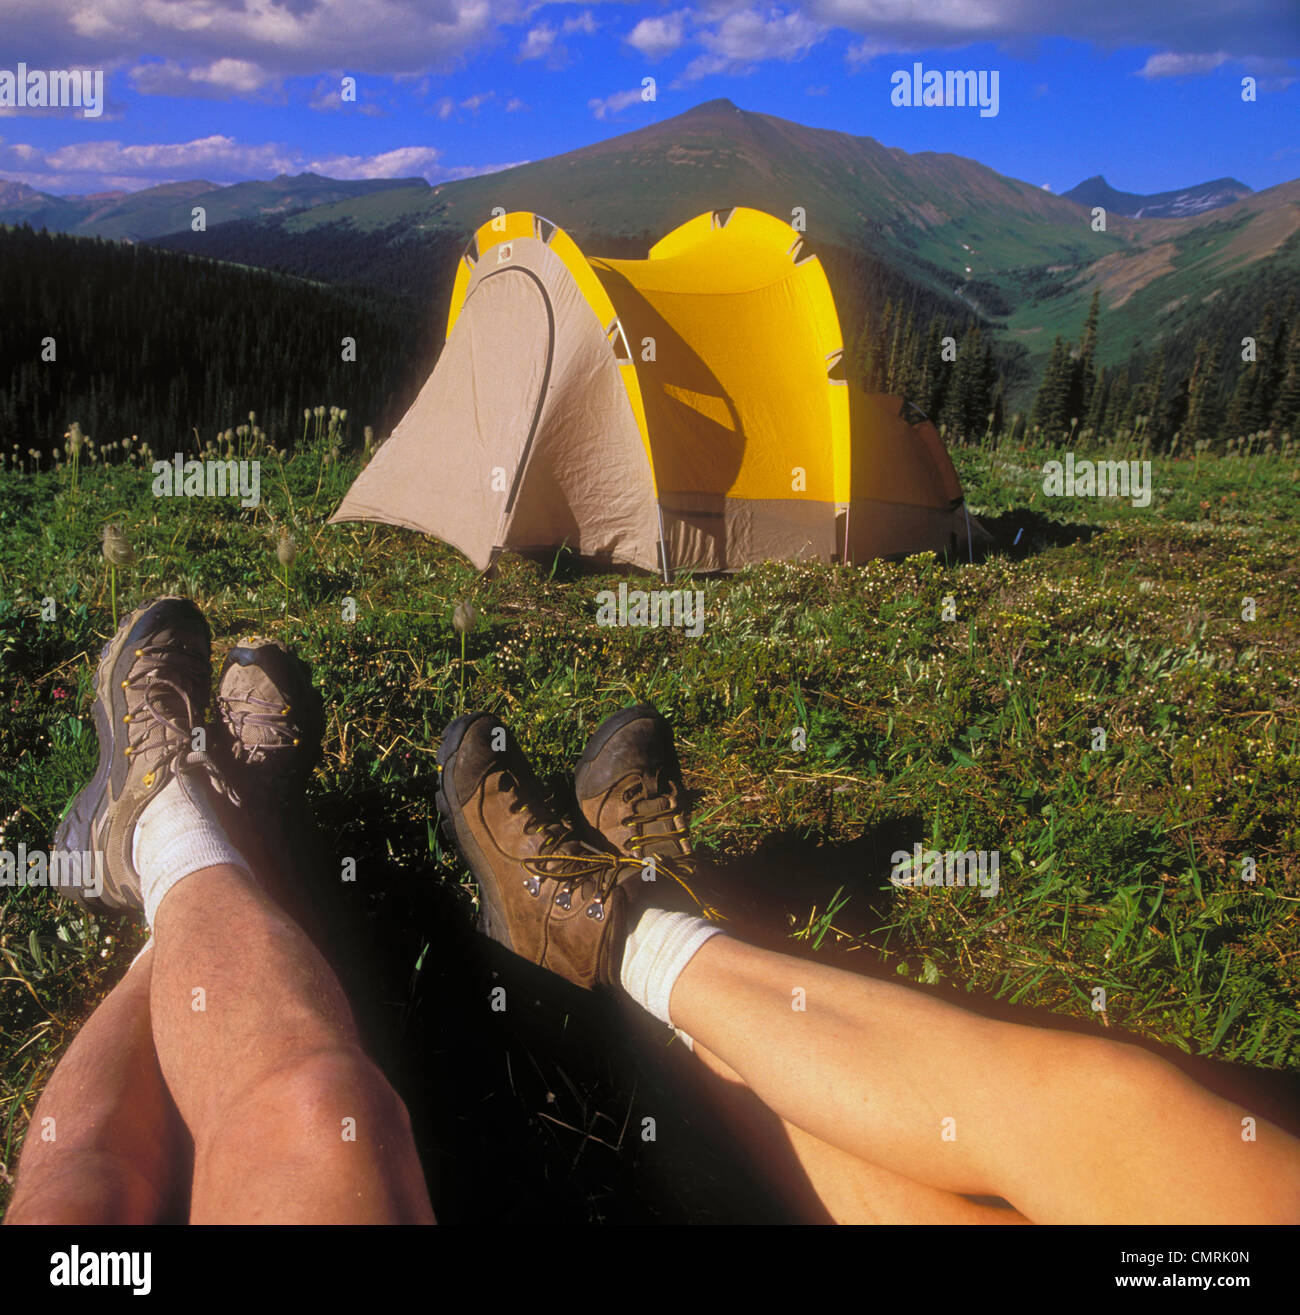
xmin=53 ymin=596 xmax=215 ymax=916
xmin=214 ymin=637 xmax=324 ymax=799
xmin=210 ymin=637 xmax=326 ymax=917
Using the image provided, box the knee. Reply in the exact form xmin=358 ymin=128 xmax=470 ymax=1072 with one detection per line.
xmin=218 ymin=1046 xmax=414 ymax=1153
xmin=1058 ymin=1031 xmax=1178 ymax=1105
xmin=6 ymin=1149 xmax=165 ymax=1225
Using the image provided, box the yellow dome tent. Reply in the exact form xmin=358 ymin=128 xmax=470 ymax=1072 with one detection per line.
xmin=330 ymin=207 xmax=974 ymax=575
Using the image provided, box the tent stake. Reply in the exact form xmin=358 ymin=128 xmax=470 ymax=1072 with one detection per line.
xmin=657 ymin=504 xmax=671 ymax=583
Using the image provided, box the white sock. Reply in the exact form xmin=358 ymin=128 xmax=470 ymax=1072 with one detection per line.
xmin=132 ymin=774 xmax=252 ymax=928
xmin=620 ymin=907 xmax=724 ymax=1048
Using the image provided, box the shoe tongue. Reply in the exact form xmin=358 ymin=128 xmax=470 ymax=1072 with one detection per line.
xmin=632 ymin=773 xmax=689 ymax=859
xmin=224 ymin=668 xmax=293 ymax=753
xmin=131 ymin=674 xmax=196 ymax=749
xmin=135 ymin=634 xmax=205 ymax=706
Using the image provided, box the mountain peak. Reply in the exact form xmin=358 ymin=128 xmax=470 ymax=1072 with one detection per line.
xmin=684 ymin=97 xmax=741 ymax=115
xmin=1063 ymin=173 xmax=1252 ymax=219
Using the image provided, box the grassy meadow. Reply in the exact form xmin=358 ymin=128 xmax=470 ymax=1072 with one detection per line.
xmin=0 ymin=419 xmax=1297 ymax=1221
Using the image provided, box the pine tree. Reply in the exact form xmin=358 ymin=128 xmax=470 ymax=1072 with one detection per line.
xmin=1102 ymin=366 xmax=1131 ymax=438
xmin=926 ymin=316 xmax=952 ymax=421
xmin=1183 ymin=338 xmax=1223 ymax=447
xmin=1223 ymin=301 xmax=1276 ymax=439
xmin=1031 ymin=336 xmax=1070 ymax=440
xmin=1129 ymin=345 xmax=1168 ymax=446
xmin=1269 ymin=320 xmax=1300 ymax=436
xmin=1072 ymin=289 xmax=1101 ymax=424
xmin=1261 ymin=297 xmax=1295 ymax=423
xmin=1085 ymin=362 xmax=1110 ymax=436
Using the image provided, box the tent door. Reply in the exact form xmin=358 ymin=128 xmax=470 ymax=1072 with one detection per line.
xmin=463 ymin=266 xmax=556 ymax=530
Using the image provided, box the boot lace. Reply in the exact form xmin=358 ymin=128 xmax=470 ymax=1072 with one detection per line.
xmin=124 ymin=641 xmax=237 ymax=808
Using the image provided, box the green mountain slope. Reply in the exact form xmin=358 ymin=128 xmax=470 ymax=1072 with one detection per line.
xmin=0 ymin=173 xmax=431 ymax=242
xmin=203 ymin=98 xmax=1299 ymax=405
xmin=279 ymin=98 xmax=1118 ymax=289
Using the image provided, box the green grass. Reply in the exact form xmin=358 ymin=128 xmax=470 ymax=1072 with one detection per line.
xmin=1 ymin=424 xmax=1297 ymax=1217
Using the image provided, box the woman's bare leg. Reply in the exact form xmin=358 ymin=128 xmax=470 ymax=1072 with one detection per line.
xmin=5 ymin=947 xmax=187 ymax=1224
xmin=688 ymin=1039 xmax=1027 ymax=1223
xmin=669 ymin=935 xmax=1300 ymax=1224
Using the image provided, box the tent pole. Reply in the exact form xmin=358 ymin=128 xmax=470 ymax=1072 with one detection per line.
xmin=656 ymin=504 xmax=670 ymax=583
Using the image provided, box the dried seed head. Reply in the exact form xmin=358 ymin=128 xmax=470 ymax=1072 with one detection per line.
xmin=276 ymin=528 xmax=298 ymax=568
xmin=102 ymin=523 xmax=134 ymax=566
xmin=453 ymin=601 xmax=478 ymax=634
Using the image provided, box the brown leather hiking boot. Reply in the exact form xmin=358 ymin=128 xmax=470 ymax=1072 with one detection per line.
xmin=573 ymin=704 xmax=723 ymax=921
xmin=53 ymin=596 xmax=215 ymax=915
xmin=573 ymin=704 xmax=694 ymax=868
xmin=436 ymin=712 xmax=647 ymax=989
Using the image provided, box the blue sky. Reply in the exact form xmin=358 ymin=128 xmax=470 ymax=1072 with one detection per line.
xmin=1 ymin=1 xmax=1297 ymax=198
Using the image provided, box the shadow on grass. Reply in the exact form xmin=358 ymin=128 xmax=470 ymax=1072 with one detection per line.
xmin=230 ymin=793 xmax=1300 ymax=1223
xmin=976 ymin=507 xmax=1101 ymax=560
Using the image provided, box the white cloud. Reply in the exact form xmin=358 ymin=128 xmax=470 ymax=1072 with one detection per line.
xmin=309 ymin=145 xmax=445 ymax=179
xmin=308 ymin=79 xmax=385 ymax=115
xmin=431 ymin=90 xmax=497 ymax=120
xmin=519 ymin=23 xmax=558 ymax=61
xmin=130 ymin=58 xmax=271 ymax=97
xmin=807 ymin=0 xmax=1298 ymax=64
xmin=680 ymin=6 xmax=826 ymax=82
xmin=588 ymin=87 xmax=646 ymax=120
xmin=505 ymin=95 xmax=528 ymax=111
xmin=1136 ymin=51 xmax=1229 ymax=78
xmin=0 ymin=133 xmax=520 ymax=191
xmin=845 ymin=38 xmax=895 ymax=67
xmin=0 ymin=134 xmax=296 ymax=190
xmin=517 ymin=13 xmax=592 ymax=68
xmin=626 ymin=11 xmax=689 ymax=60
xmin=4 ymin=0 xmax=1296 ymax=104
xmin=7 ymin=0 xmax=511 ymax=95
xmin=438 ymin=159 xmax=530 ymax=180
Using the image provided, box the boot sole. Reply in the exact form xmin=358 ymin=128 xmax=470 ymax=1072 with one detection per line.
xmin=435 ymin=711 xmax=515 ymax=952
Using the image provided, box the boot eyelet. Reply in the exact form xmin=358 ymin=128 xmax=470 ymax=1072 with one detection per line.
xmin=523 ymin=876 xmax=540 ymax=897
xmin=555 ymin=888 xmax=572 ymax=910
xmin=585 ymin=900 xmax=605 ymax=921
